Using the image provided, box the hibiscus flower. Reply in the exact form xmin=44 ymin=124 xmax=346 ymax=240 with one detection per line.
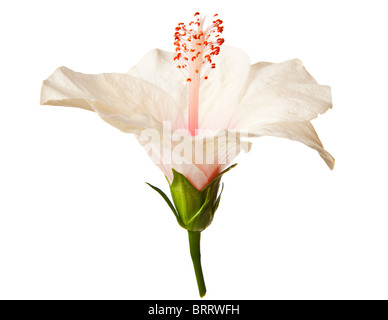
xmin=40 ymin=12 xmax=333 ymax=297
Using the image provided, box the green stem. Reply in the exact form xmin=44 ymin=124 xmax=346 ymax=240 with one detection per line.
xmin=188 ymin=231 xmax=206 ymax=297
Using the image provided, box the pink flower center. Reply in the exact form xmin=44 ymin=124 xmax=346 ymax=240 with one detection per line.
xmin=174 ymin=13 xmax=224 ymax=136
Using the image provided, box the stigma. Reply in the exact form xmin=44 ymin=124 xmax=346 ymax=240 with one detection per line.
xmin=173 ymin=13 xmax=224 ymax=82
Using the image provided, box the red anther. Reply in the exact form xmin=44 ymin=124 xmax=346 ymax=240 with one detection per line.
xmin=175 ymin=27 xmax=181 ymax=31
xmin=196 ymin=43 xmax=202 ymax=46
xmin=195 ymin=22 xmax=200 ymax=26
xmin=194 ymin=12 xmax=200 ymax=17
xmin=191 ymin=56 xmax=196 ymax=61
xmin=190 ymin=49 xmax=195 ymax=52
xmin=204 ymin=76 xmax=208 ymax=79
xmin=175 ymin=47 xmax=181 ymax=52
xmin=187 ymin=78 xmax=192 ymax=82
xmin=195 ymin=69 xmax=199 ymax=73
xmin=178 ymin=22 xmax=184 ymax=25
xmin=214 ymin=14 xmax=218 ymax=17
xmin=184 ymin=57 xmax=189 ymax=61
xmin=177 ymin=65 xmax=181 ymax=68
xmin=217 ymin=38 xmax=224 ymax=45
xmin=196 ymin=51 xmax=201 ymax=57
xmin=189 ymin=21 xmax=194 ymax=26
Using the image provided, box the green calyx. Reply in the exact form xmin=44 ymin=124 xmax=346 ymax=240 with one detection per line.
xmin=147 ymin=164 xmax=236 ymax=232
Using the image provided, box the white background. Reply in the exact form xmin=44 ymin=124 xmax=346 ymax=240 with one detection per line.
xmin=1 ymin=0 xmax=387 ymax=300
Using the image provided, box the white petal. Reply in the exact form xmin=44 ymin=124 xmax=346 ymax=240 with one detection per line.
xmin=248 ymin=121 xmax=335 ymax=169
xmin=128 ymin=49 xmax=188 ymax=110
xmin=137 ymin=128 xmax=250 ymax=190
xmin=136 ymin=128 xmax=208 ymax=190
xmin=199 ymin=46 xmax=251 ymax=130
xmin=41 ymin=66 xmax=184 ymax=132
xmin=231 ymin=59 xmax=332 ymax=129
xmin=191 ymin=129 xmax=251 ymax=183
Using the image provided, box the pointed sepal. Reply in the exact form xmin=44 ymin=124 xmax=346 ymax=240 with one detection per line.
xmin=145 ymin=182 xmax=184 ymax=227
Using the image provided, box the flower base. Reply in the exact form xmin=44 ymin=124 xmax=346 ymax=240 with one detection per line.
xmin=147 ymin=164 xmax=237 ymax=297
